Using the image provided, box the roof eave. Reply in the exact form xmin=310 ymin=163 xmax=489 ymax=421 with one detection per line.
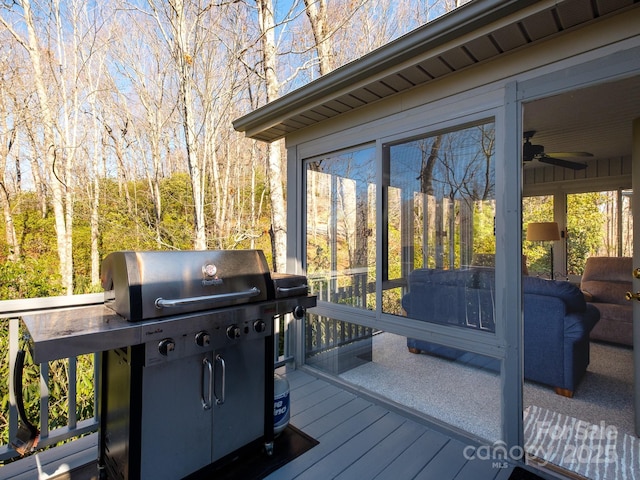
xmin=232 ymin=0 xmax=540 ymax=141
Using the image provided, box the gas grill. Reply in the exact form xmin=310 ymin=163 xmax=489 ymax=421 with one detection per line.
xmin=20 ymin=250 xmax=316 ymax=480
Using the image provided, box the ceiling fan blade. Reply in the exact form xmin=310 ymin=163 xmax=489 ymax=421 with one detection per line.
xmin=545 ymin=151 xmax=594 ymax=158
xmin=538 ymin=156 xmax=587 ymax=170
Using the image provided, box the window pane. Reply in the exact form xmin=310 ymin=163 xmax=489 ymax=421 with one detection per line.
xmin=304 ymin=124 xmax=501 ymax=444
xmin=567 ymin=190 xmax=633 ymax=275
xmin=305 ymin=146 xmax=376 ymax=310
xmin=384 ymin=122 xmax=496 ymax=333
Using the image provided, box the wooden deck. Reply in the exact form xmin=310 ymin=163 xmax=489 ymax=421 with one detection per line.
xmin=274 ymin=367 xmax=518 ymax=480
xmin=3 ymin=367 xmax=540 ymax=480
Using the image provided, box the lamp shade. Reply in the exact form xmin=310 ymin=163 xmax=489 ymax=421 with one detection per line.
xmin=526 ymin=222 xmax=560 ymax=241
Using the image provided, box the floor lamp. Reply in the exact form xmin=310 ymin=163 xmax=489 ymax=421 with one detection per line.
xmin=526 ymin=222 xmax=560 ymax=279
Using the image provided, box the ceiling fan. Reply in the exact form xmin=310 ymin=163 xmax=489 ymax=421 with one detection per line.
xmin=523 ymin=130 xmax=592 ymax=170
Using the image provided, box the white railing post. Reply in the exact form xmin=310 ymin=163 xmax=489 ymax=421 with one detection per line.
xmin=39 ymin=363 xmax=50 ymax=440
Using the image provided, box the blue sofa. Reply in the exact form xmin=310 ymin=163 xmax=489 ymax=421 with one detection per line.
xmin=402 ymin=268 xmax=600 ymax=397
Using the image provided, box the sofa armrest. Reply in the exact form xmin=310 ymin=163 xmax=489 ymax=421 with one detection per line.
xmin=564 ymin=304 xmax=599 ymax=341
xmin=524 ymin=276 xmax=586 ymax=312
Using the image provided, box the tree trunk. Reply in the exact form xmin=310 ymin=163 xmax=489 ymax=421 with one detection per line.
xmin=0 ymin=185 xmax=19 ymax=261
xmin=166 ymin=0 xmax=207 ymax=250
xmin=0 ymin=93 xmax=19 ymax=261
xmin=2 ymin=0 xmax=74 ymax=293
xmin=257 ymin=0 xmax=287 ymax=272
xmin=177 ymin=0 xmax=205 ymax=250
xmin=303 ymin=0 xmax=333 ymax=75
xmin=55 ymin=0 xmax=78 ymax=294
xmin=88 ymin=98 xmax=102 ymax=287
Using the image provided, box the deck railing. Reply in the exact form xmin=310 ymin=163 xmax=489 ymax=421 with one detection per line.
xmin=0 ymin=294 xmax=296 ymax=465
xmin=0 ymin=293 xmax=104 ymax=463
xmin=304 ymin=272 xmax=375 ymax=374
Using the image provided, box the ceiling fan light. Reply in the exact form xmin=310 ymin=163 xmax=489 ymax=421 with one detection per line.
xmin=523 ymin=142 xmax=544 ymax=161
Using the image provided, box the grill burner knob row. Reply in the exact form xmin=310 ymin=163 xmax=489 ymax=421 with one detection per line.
xmin=226 ymin=325 xmax=241 ymax=340
xmin=253 ymin=320 xmax=266 ymax=333
xmin=195 ymin=331 xmax=210 ymax=347
xmin=158 ymin=338 xmax=176 ymax=356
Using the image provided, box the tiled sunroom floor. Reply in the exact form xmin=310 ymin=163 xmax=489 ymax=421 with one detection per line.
xmin=6 ymin=367 xmax=539 ymax=480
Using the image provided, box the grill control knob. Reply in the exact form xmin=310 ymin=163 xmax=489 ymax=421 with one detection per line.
xmin=158 ymin=338 xmax=176 ymax=356
xmin=253 ymin=320 xmax=266 ymax=333
xmin=226 ymin=325 xmax=241 ymax=340
xmin=195 ymin=331 xmax=210 ymax=347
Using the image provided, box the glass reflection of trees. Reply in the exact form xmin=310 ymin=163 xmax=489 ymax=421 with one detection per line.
xmin=306 ymin=146 xmax=376 ymax=310
xmin=303 ymin=122 xmax=496 ymax=319
xmin=387 ymin=122 xmax=495 ymax=278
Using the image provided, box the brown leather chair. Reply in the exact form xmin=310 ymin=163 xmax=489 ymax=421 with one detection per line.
xmin=580 ymin=256 xmax=632 ymax=346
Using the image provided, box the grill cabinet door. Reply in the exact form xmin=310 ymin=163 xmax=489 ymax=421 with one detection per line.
xmin=212 ymin=337 xmax=266 ymax=461
xmin=140 ymin=351 xmax=214 ymax=479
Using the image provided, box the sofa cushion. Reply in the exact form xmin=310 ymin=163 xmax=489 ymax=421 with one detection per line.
xmin=402 ymin=268 xmax=496 ymax=330
xmin=590 ymin=302 xmax=632 ymax=325
xmin=402 ymin=269 xmax=467 ymax=325
xmin=523 ymin=276 xmax=586 ymax=312
xmin=581 ymin=280 xmax=629 ymax=305
xmin=590 ymin=303 xmax=633 ymax=346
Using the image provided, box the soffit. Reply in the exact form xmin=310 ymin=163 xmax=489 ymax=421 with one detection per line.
xmin=233 ymin=0 xmax=638 ymax=143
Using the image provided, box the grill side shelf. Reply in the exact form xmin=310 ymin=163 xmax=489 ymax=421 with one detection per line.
xmin=22 ymin=305 xmax=141 ymax=364
xmin=21 ymin=295 xmax=317 ymax=364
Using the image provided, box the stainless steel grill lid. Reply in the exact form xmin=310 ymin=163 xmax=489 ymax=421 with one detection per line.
xmin=101 ymin=250 xmax=274 ymax=321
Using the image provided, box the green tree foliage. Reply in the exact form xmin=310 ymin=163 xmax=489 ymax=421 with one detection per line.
xmin=567 ymin=192 xmax=607 ymax=275
xmin=0 ymin=168 xmax=273 ymax=462
xmin=473 ymin=201 xmax=496 ymax=255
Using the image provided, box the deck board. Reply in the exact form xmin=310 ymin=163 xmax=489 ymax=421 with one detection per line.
xmin=266 ymin=404 xmax=388 ymax=479
xmin=268 ymin=368 xmax=520 ymax=480
xmin=455 ymin=456 xmax=509 ymax=480
xmin=372 ymin=429 xmax=451 ymax=480
xmin=290 ymin=382 xmax=344 ymax=414
xmin=291 ymin=389 xmax=357 ymax=429
xmin=333 ymin=418 xmax=426 ymax=479
xmin=413 ymin=438 xmax=469 ymax=479
xmin=297 ymin=411 xmax=408 ymax=479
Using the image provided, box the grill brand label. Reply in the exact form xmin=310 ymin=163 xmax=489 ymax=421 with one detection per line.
xmin=202 ymin=263 xmax=223 ymax=286
xmin=202 ymin=264 xmax=217 ymax=277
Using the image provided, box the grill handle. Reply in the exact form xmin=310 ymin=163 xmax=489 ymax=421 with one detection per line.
xmin=201 ymin=357 xmax=213 ymax=410
xmin=214 ymin=354 xmax=226 ymax=405
xmin=155 ymin=287 xmax=261 ymax=309
xmin=276 ymin=285 xmax=309 ymax=296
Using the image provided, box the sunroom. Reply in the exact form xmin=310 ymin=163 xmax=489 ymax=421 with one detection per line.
xmin=233 ymin=0 xmax=640 ymax=478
